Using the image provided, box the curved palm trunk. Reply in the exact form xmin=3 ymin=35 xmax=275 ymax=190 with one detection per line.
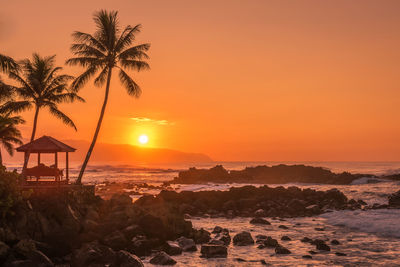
xmin=76 ymin=68 xmax=112 ymax=184
xmin=22 ymin=105 xmax=39 ymax=173
xmin=0 ymin=149 xmax=3 ymax=167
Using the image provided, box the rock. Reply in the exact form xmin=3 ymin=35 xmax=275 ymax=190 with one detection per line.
xmin=281 ymin=236 xmax=291 ymax=241
xmin=263 ymin=237 xmax=279 ymax=248
xmin=302 ymin=255 xmax=312 ymax=259
xmin=212 ymin=226 xmax=223 ymax=234
xmin=316 ymin=243 xmax=331 ymax=251
xmin=233 ymin=231 xmax=254 ymax=246
xmin=122 ymin=225 xmax=143 ymax=239
xmin=200 ymin=244 xmax=228 ymax=258
xmin=26 ymin=250 xmax=54 ymax=267
xmin=331 ymin=239 xmax=340 ymax=245
xmin=176 ymin=237 xmax=197 ymax=252
xmin=314 ymin=227 xmax=324 ymax=231
xmin=13 ymin=239 xmax=36 ymax=257
xmin=71 ymin=241 xmax=116 ymax=267
xmin=214 ymin=230 xmax=231 ymax=246
xmin=275 ymin=246 xmax=291 ymax=254
xmin=260 ymin=259 xmax=267 ymax=265
xmin=102 ymin=230 xmax=128 ymax=250
xmin=208 ymin=239 xmax=225 ymax=245
xmin=250 ymin=218 xmax=271 ymax=225
xmin=0 ymin=241 xmax=10 ymax=261
xmin=388 ymin=190 xmax=400 ymax=206
xmin=138 ymin=214 xmax=166 ymax=239
xmin=308 ymin=250 xmax=317 ymax=255
xmin=110 ymin=193 xmax=132 ymax=207
xmin=114 ymin=250 xmax=144 ymax=267
xmin=306 ymin=204 xmax=321 ymax=214
xmin=149 ymin=251 xmax=176 ymax=265
xmin=235 ymin=257 xmax=247 ymax=262
xmin=301 ymin=237 xmax=312 ymax=243
xmin=335 ymin=252 xmax=347 ymax=256
xmin=278 ymin=225 xmax=288 ymax=229
xmin=164 ymin=241 xmax=182 ymax=256
xmin=6 ymin=260 xmax=35 ymax=267
xmin=193 ymin=228 xmax=210 ymax=244
xmin=254 ymin=209 xmax=267 ymax=217
xmin=83 ymin=219 xmax=99 ymax=232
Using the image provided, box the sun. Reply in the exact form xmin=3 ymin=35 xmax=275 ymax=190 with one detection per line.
xmin=138 ymin=134 xmax=149 ymax=145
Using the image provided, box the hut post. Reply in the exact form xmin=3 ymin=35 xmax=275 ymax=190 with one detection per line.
xmin=37 ymin=153 xmax=41 ymax=165
xmin=66 ymin=152 xmax=69 ymax=182
xmin=55 ymin=152 xmax=58 ymax=168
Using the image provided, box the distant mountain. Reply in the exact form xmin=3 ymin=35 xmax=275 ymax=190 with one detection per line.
xmin=4 ymin=139 xmax=213 ymax=165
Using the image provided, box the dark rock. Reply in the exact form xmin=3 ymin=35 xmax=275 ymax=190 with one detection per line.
xmin=149 ymin=251 xmax=176 ymax=265
xmin=278 ymin=225 xmax=288 ymax=229
xmin=316 ymin=243 xmax=331 ymax=251
xmin=212 ymin=226 xmax=223 ymax=234
xmin=163 ymin=241 xmax=182 ymax=256
xmin=263 ymin=237 xmax=279 ymax=248
xmin=193 ymin=228 xmax=210 ymax=244
xmin=0 ymin=241 xmax=10 ymax=261
xmin=71 ymin=241 xmax=116 ymax=267
xmin=138 ymin=214 xmax=166 ymax=239
xmin=235 ymin=257 xmax=247 ymax=262
xmin=114 ymin=250 xmax=144 ymax=267
xmin=335 ymin=252 xmax=347 ymax=256
xmin=200 ymin=244 xmax=228 ymax=258
xmin=254 ymin=209 xmax=267 ymax=217
xmin=308 ymin=250 xmax=317 ymax=255
xmin=260 ymin=259 xmax=267 ymax=265
xmin=122 ymin=225 xmax=143 ymax=239
xmin=281 ymin=236 xmax=291 ymax=241
xmin=250 ymin=218 xmax=271 ymax=225
xmin=275 ymin=246 xmax=291 ymax=254
xmin=301 ymin=237 xmax=312 ymax=243
xmin=26 ymin=250 xmax=54 ymax=267
xmin=389 ymin=191 xmax=400 ymax=207
xmin=102 ymin=230 xmax=128 ymax=250
xmin=176 ymin=237 xmax=197 ymax=252
xmin=302 ymin=255 xmax=312 ymax=259
xmin=233 ymin=231 xmax=254 ymax=246
xmin=314 ymin=227 xmax=324 ymax=231
xmin=331 ymin=239 xmax=340 ymax=245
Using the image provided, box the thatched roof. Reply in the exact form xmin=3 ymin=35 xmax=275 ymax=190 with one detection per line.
xmin=16 ymin=136 xmax=76 ymax=153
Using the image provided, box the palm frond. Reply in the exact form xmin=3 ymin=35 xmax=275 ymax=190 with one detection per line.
xmin=47 ymin=105 xmax=77 ymax=131
xmin=118 ymin=43 xmax=150 ymax=60
xmin=94 ymin=67 xmax=109 ymax=87
xmin=120 ymin=59 xmax=150 ymax=71
xmin=114 ymin=24 xmax=142 ymax=53
xmin=118 ymin=68 xmax=141 ymax=98
xmin=70 ymin=66 xmax=98 ymax=91
xmin=0 ymin=101 xmax=32 ymax=114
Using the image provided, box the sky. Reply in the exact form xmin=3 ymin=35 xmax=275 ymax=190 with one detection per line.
xmin=1 ymin=0 xmax=400 ymax=162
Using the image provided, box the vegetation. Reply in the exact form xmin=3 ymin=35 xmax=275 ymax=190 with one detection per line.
xmin=67 ymin=10 xmax=150 ymax=184
xmin=0 ymin=166 xmax=23 ymax=217
xmin=0 ymin=115 xmax=24 ymax=166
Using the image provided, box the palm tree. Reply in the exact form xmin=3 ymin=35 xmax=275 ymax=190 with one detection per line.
xmin=67 ymin=10 xmax=150 ymax=184
xmin=0 ymin=115 xmax=24 ymax=166
xmin=0 ymin=53 xmax=84 ymax=170
xmin=0 ymin=54 xmax=18 ymax=101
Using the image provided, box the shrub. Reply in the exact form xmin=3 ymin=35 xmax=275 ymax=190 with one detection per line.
xmin=0 ymin=166 xmax=23 ymax=217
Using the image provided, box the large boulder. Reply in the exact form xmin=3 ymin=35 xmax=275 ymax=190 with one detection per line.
xmin=176 ymin=237 xmax=197 ymax=252
xmin=149 ymin=251 xmax=176 ymax=265
xmin=163 ymin=241 xmax=182 ymax=256
xmin=200 ymin=244 xmax=227 ymax=258
xmin=233 ymin=232 xmax=254 ymax=246
xmin=389 ymin=190 xmax=400 ymax=207
xmin=71 ymin=241 xmax=116 ymax=267
xmin=0 ymin=241 xmax=10 ymax=261
xmin=113 ymin=250 xmax=144 ymax=267
xmin=102 ymin=231 xmax=128 ymax=251
xmin=192 ymin=228 xmax=210 ymax=244
xmin=250 ymin=218 xmax=271 ymax=225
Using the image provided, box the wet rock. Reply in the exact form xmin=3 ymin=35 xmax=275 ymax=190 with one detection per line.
xmin=200 ymin=244 xmax=228 ymax=258
xmin=138 ymin=214 xmax=166 ymax=239
xmin=110 ymin=193 xmax=132 ymax=207
xmin=114 ymin=250 xmax=144 ymax=266
xmin=275 ymin=246 xmax=291 ymax=254
xmin=233 ymin=231 xmax=254 ymax=246
xmin=254 ymin=209 xmax=267 ymax=217
xmin=25 ymin=250 xmax=54 ymax=267
xmin=250 ymin=218 xmax=271 ymax=225
xmin=281 ymin=236 xmax=291 ymax=241
xmin=263 ymin=237 xmax=279 ymax=248
xmin=308 ymin=250 xmax=317 ymax=255
xmin=212 ymin=226 xmax=223 ymax=234
xmin=214 ymin=230 xmax=231 ymax=246
xmin=278 ymin=225 xmax=288 ymax=229
xmin=260 ymin=259 xmax=267 ymax=265
xmin=176 ymin=237 xmax=197 ymax=252
xmin=335 ymin=252 xmax=347 ymax=256
xmin=331 ymin=239 xmax=340 ymax=245
xmin=71 ymin=241 xmax=116 ymax=267
xmin=301 ymin=237 xmax=312 ymax=243
xmin=122 ymin=225 xmax=143 ymax=239
xmin=149 ymin=251 xmax=176 ymax=265
xmin=193 ymin=228 xmax=210 ymax=244
xmin=102 ymin=230 xmax=128 ymax=250
xmin=302 ymin=255 xmax=312 ymax=259
xmin=163 ymin=241 xmax=182 ymax=256
xmin=316 ymin=243 xmax=331 ymax=251
xmin=314 ymin=227 xmax=324 ymax=231
xmin=235 ymin=257 xmax=247 ymax=262
xmin=13 ymin=239 xmax=36 ymax=258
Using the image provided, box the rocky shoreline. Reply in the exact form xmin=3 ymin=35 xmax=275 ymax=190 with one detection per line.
xmin=166 ymin=164 xmax=400 ymax=185
xmin=1 ymin=174 xmax=400 ymax=266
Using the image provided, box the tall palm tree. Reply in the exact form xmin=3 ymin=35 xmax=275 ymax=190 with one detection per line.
xmin=67 ymin=10 xmax=150 ymax=184
xmin=0 ymin=115 xmax=24 ymax=166
xmin=0 ymin=53 xmax=84 ymax=170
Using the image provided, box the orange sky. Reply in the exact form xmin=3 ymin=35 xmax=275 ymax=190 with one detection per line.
xmin=2 ymin=0 xmax=400 ymax=161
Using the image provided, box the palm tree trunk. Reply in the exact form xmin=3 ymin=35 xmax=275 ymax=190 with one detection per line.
xmin=0 ymin=149 xmax=3 ymax=167
xmin=22 ymin=105 xmax=39 ymax=173
xmin=76 ymin=68 xmax=112 ymax=184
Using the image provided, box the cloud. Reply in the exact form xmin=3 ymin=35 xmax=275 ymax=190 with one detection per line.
xmin=131 ymin=117 xmax=174 ymax=126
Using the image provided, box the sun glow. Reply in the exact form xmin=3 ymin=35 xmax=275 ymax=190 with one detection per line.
xmin=138 ymin=134 xmax=149 ymax=145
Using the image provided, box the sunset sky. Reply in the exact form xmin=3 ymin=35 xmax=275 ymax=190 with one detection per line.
xmin=2 ymin=0 xmax=400 ymax=162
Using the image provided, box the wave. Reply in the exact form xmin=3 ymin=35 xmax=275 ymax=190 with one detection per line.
xmin=321 ymin=209 xmax=400 ymax=238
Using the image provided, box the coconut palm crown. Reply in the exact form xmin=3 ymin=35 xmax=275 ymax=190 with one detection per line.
xmin=0 ymin=114 xmax=24 ymax=166
xmin=66 ymin=10 xmax=150 ymax=184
